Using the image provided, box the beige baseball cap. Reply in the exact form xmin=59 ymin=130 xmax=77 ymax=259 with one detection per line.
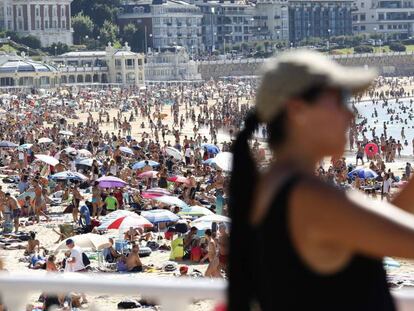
xmin=256 ymin=49 xmax=377 ymax=123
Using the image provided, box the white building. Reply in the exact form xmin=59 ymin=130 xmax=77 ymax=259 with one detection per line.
xmin=51 ymin=43 xmax=146 ymax=86
xmin=0 ymin=51 xmax=59 ymax=87
xmin=145 ymin=45 xmax=201 ymax=81
xmin=253 ymin=0 xmax=289 ymax=42
xmin=352 ymin=0 xmax=414 ymax=39
xmin=0 ymin=0 xmax=73 ymax=47
xmin=118 ymin=0 xmax=204 ymax=53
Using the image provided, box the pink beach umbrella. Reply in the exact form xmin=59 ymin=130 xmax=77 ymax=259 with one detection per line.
xmin=138 ymin=171 xmax=158 ymax=179
xmin=167 ymin=175 xmax=189 ymax=184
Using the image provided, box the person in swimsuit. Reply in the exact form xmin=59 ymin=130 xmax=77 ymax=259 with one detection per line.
xmin=91 ymin=181 xmax=101 ymax=218
xmin=126 ymin=244 xmax=143 ymax=272
xmin=229 ymin=50 xmax=414 ymax=311
xmin=32 ymin=180 xmax=43 ymax=223
xmin=71 ymin=183 xmax=84 ymax=223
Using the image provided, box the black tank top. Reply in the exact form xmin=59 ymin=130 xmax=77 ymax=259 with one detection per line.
xmin=254 ymin=175 xmax=395 ymax=311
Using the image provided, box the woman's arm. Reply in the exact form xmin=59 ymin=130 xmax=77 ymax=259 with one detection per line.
xmin=290 ymin=178 xmax=414 ymax=260
xmin=391 ymin=178 xmax=414 ymax=212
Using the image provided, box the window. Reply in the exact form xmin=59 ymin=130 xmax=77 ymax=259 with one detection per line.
xmin=360 ymin=13 xmax=366 ymax=21
xmin=62 ymin=20 xmax=65 ymax=28
xmin=53 ymin=21 xmax=57 ymax=28
xmin=44 ymin=7 xmax=48 ymax=16
xmin=61 ymin=7 xmax=65 ymax=16
xmin=18 ymin=20 xmax=23 ymax=30
xmin=379 ymin=24 xmax=384 ymax=29
xmin=18 ymin=7 xmax=22 ymax=17
xmin=36 ymin=20 xmax=40 ymax=29
xmin=45 ymin=20 xmax=49 ymax=29
xmin=36 ymin=7 xmax=39 ymax=17
xmin=388 ymin=25 xmax=391 ymax=29
xmin=361 ymin=2 xmax=365 ymax=7
xmin=360 ymin=25 xmax=366 ymax=30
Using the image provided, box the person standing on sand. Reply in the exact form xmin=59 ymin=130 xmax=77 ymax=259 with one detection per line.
xmin=229 ymin=50 xmax=414 ymax=311
xmin=5 ymin=193 xmax=20 ymax=233
xmin=32 ymin=179 xmax=43 ymax=223
xmin=201 ymin=229 xmax=221 ymax=278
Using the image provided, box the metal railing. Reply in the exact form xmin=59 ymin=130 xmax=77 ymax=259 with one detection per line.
xmin=1 ymin=273 xmax=414 ymax=311
xmin=0 ymin=273 xmax=226 ymax=311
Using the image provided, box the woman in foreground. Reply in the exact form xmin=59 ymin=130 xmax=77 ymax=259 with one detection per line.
xmin=229 ymin=50 xmax=414 ymax=311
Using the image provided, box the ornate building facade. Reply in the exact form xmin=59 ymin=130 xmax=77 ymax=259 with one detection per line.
xmin=0 ymin=0 xmax=73 ymax=47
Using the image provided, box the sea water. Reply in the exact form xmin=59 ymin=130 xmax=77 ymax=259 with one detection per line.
xmin=354 ymin=98 xmax=414 ymax=156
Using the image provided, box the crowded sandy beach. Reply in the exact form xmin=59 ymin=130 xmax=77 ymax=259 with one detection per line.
xmin=2 ymin=74 xmax=414 ymax=310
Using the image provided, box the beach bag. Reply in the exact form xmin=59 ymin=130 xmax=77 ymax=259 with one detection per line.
xmin=117 ymin=299 xmax=141 ymax=309
xmin=139 ymin=246 xmax=152 ymax=257
xmin=146 ymin=241 xmax=159 ymax=251
xmin=82 ymin=252 xmax=90 ymax=267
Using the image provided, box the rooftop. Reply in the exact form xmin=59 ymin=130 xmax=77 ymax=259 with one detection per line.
xmin=0 ymin=53 xmax=57 ymax=74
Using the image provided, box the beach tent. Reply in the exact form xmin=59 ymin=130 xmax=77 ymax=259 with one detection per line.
xmin=179 ymin=205 xmax=214 ymax=217
xmin=51 ymin=171 xmax=88 ymax=181
xmin=153 ymin=195 xmax=188 ymax=208
xmin=34 ymin=154 xmax=59 ymax=166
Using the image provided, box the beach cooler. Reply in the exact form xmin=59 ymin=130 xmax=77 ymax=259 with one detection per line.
xmin=115 ymin=239 xmax=129 ymax=253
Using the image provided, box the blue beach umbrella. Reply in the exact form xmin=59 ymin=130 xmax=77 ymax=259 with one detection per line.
xmin=348 ymin=167 xmax=378 ymax=180
xmin=141 ymin=209 xmax=179 ymax=223
xmin=132 ymin=160 xmax=160 ymax=170
xmin=201 ymin=143 xmax=220 ymax=154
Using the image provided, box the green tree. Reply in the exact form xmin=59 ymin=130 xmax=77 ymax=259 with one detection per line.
xmin=99 ymin=20 xmax=119 ymax=46
xmin=354 ymin=45 xmax=374 ymax=53
xmin=121 ymin=23 xmax=145 ymax=52
xmin=21 ymin=35 xmax=41 ymax=49
xmin=43 ymin=42 xmax=70 ymax=55
xmin=389 ymin=42 xmax=406 ymax=52
xmin=72 ymin=13 xmax=94 ymax=45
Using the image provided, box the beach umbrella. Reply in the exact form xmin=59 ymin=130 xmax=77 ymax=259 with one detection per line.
xmin=142 ymin=192 xmax=163 ymax=199
xmin=348 ymin=167 xmax=378 ymax=180
xmin=145 ymin=187 xmax=171 ymax=195
xmin=202 ymin=158 xmax=216 ymax=166
xmin=76 ymin=158 xmax=102 ymax=167
xmin=34 ymin=154 xmax=59 ymax=166
xmin=120 ymin=146 xmax=134 ymax=155
xmin=51 ymin=171 xmax=88 ymax=181
xmin=77 ymin=149 xmax=92 ymax=158
xmin=214 ymin=152 xmax=233 ymax=172
xmin=97 ymin=176 xmax=127 ymax=188
xmin=18 ymin=143 xmax=33 ymax=150
xmin=132 ymin=160 xmax=160 ymax=170
xmin=167 ymin=175 xmax=189 ymax=184
xmin=63 ymin=146 xmax=77 ymax=153
xmin=165 ymin=147 xmax=182 ymax=160
xmin=0 ymin=141 xmax=18 ymax=148
xmin=97 ymin=210 xmax=138 ymax=230
xmin=141 ymin=209 xmax=179 ymax=223
xmin=153 ymin=195 xmax=188 ymax=208
xmin=38 ymin=137 xmax=53 ymax=144
xmin=192 ymin=214 xmax=231 ymax=224
xmin=54 ymin=233 xmax=111 ymax=252
xmin=106 ymin=215 xmax=153 ymax=231
xmin=179 ymin=205 xmax=214 ymax=217
xmin=59 ymin=130 xmax=74 ymax=136
xmin=138 ymin=171 xmax=158 ymax=179
xmin=201 ymin=143 xmax=220 ymax=154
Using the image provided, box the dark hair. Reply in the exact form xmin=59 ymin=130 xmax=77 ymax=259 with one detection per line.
xmin=229 ymin=87 xmax=325 ymax=311
xmin=228 ymin=111 xmax=259 ymax=311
